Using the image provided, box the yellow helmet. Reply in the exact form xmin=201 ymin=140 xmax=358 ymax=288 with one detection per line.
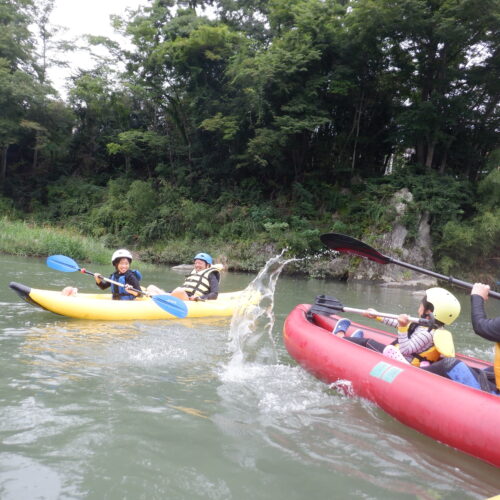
xmin=425 ymin=287 xmax=461 ymax=325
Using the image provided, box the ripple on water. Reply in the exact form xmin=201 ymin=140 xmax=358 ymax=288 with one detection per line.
xmin=0 ymin=453 xmax=62 ymax=500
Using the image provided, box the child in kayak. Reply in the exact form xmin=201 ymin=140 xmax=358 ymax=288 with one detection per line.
xmin=332 ymin=287 xmax=461 ymax=366
xmin=421 ymin=283 xmax=500 ymax=394
xmin=147 ymin=253 xmax=220 ymax=301
xmin=94 ymin=249 xmax=142 ymax=300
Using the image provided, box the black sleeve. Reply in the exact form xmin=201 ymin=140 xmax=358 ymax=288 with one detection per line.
xmin=96 ymin=276 xmax=111 ymax=290
xmin=126 ymin=272 xmax=141 ymax=291
xmin=200 ymin=272 xmax=219 ymax=300
xmin=471 ymin=295 xmax=500 ymax=342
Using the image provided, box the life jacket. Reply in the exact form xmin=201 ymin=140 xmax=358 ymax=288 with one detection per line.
xmin=181 ymin=267 xmax=220 ymax=298
xmin=495 ymin=343 xmax=500 ymax=390
xmin=110 ymin=269 xmax=142 ymax=300
xmin=409 ymin=345 xmax=441 ymax=366
xmin=396 ymin=323 xmax=442 ymax=367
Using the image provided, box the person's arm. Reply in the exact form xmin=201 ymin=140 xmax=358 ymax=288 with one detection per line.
xmin=124 ymin=272 xmax=141 ymax=297
xmin=363 ymin=308 xmax=398 ymax=328
xmin=198 ymin=273 xmax=219 ymax=300
xmin=95 ymin=273 xmax=111 ymax=290
xmin=471 ymin=291 xmax=500 ymax=342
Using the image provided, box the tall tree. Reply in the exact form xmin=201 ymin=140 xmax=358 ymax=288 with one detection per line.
xmin=350 ymin=0 xmax=500 ymax=174
xmin=0 ymin=0 xmax=36 ymax=190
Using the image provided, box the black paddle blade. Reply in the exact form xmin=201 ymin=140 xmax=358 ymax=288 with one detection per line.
xmin=307 ymin=294 xmax=345 ymax=319
xmin=320 ymin=233 xmax=391 ymax=265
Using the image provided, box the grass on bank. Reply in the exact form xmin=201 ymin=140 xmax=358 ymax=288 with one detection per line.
xmin=0 ymin=217 xmax=280 ymax=273
xmin=0 ymin=217 xmax=110 ymax=264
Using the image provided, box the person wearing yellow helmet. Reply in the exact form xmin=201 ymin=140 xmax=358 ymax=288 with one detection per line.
xmin=94 ymin=249 xmax=142 ymax=300
xmin=389 ymin=287 xmax=460 ymax=365
xmin=331 ymin=287 xmax=461 ymax=367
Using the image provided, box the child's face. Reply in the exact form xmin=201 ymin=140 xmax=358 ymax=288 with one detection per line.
xmin=116 ymin=258 xmax=130 ymax=274
xmin=418 ymin=303 xmax=432 ymax=317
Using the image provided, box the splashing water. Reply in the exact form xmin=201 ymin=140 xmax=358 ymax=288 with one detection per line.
xmin=226 ymin=251 xmax=298 ymax=367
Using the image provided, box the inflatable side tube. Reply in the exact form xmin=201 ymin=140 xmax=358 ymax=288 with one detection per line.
xmin=9 ymin=282 xmax=43 ymax=309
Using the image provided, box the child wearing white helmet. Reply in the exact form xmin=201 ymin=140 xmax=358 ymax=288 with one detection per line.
xmin=95 ymin=249 xmax=142 ymax=300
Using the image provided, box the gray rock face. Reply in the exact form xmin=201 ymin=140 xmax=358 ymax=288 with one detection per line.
xmin=350 ymin=188 xmax=437 ymax=287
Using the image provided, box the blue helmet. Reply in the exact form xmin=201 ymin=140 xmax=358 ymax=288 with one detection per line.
xmin=194 ymin=252 xmax=212 ymax=265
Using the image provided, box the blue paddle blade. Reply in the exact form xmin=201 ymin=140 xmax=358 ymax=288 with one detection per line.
xmin=152 ymin=294 xmax=188 ymax=319
xmin=47 ymin=254 xmax=80 ymax=272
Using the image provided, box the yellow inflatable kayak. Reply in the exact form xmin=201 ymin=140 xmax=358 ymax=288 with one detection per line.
xmin=9 ymin=282 xmax=258 ymax=320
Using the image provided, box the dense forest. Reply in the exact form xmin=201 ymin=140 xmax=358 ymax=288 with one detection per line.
xmin=0 ymin=0 xmax=499 ymax=279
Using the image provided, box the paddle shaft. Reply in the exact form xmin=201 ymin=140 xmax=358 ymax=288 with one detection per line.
xmin=46 ymin=254 xmax=189 ymax=318
xmin=341 ymin=306 xmax=425 ymax=326
xmin=80 ymin=268 xmax=144 ymax=296
xmin=321 ymin=233 xmax=500 ymax=299
xmin=312 ymin=295 xmax=431 ymax=326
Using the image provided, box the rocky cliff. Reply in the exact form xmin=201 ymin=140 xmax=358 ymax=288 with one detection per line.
xmin=317 ymin=188 xmax=438 ymax=288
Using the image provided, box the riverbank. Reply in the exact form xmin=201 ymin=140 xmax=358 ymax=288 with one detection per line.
xmin=0 ymin=217 xmax=496 ymax=287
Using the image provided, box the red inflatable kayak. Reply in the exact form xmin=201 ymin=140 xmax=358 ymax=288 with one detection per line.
xmin=283 ymin=304 xmax=500 ymax=468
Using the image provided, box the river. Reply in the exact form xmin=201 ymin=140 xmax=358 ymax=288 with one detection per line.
xmin=1 ymin=254 xmax=499 ymax=499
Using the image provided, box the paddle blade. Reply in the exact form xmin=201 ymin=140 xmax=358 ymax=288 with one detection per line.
xmin=152 ymin=294 xmax=189 ymax=319
xmin=47 ymin=255 xmax=80 ymax=272
xmin=320 ymin=233 xmax=391 ymax=265
xmin=314 ymin=294 xmax=345 ymax=311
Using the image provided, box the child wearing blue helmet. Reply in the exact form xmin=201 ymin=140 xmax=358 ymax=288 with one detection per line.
xmin=147 ymin=253 xmax=220 ymax=301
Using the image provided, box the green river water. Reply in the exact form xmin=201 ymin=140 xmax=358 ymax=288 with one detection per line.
xmin=1 ymin=254 xmax=499 ymax=499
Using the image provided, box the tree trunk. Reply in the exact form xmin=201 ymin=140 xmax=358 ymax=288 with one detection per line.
xmin=0 ymin=145 xmax=8 ymax=189
xmin=438 ymin=147 xmax=448 ymax=174
xmin=425 ymin=140 xmax=435 ymax=168
xmin=416 ymin=141 xmax=426 ymax=165
xmin=351 ymin=91 xmax=364 ymax=172
xmin=32 ymin=130 xmax=39 ymax=171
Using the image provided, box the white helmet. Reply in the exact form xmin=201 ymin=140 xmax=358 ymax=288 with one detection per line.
xmin=111 ymin=249 xmax=133 ymax=265
xmin=425 ymin=287 xmax=461 ymax=325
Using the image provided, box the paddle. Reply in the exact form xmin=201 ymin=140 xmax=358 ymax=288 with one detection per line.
xmin=46 ymin=254 xmax=188 ymax=318
xmin=312 ymin=294 xmax=434 ymax=327
xmin=311 ymin=294 xmax=455 ymax=356
xmin=320 ymin=233 xmax=500 ymax=299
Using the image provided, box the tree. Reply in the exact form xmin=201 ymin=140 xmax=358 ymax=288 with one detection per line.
xmin=350 ymin=0 xmax=500 ymax=174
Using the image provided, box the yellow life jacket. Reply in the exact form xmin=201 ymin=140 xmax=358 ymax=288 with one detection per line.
xmin=494 ymin=343 xmax=500 ymax=390
xmin=399 ymin=328 xmax=455 ymax=367
xmin=181 ymin=267 xmax=220 ymax=298
xmin=409 ymin=345 xmax=441 ymax=367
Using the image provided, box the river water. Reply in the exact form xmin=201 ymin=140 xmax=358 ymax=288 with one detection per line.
xmin=1 ymin=254 xmax=499 ymax=499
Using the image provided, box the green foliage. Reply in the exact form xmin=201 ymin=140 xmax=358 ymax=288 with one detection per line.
xmin=0 ymin=217 xmax=109 ymax=262
xmin=0 ymin=196 xmax=20 ymax=218
xmin=379 ymin=167 xmax=474 ymax=243
xmin=0 ymin=0 xmax=498 ymax=278
xmin=436 ymin=208 xmax=500 ymax=275
xmin=42 ymin=176 xmax=106 ymax=221
xmin=477 ymin=168 xmax=500 ymax=210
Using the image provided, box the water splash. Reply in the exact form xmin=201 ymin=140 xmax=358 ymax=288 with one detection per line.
xmin=226 ymin=251 xmax=298 ymax=366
